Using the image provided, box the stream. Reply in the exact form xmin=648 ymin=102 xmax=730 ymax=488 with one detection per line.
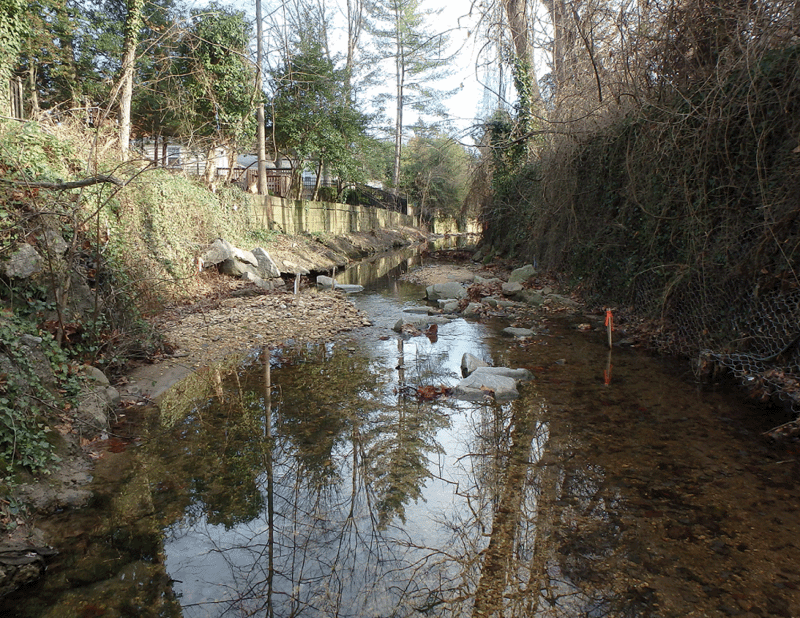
xmin=5 ymin=248 xmax=800 ymax=618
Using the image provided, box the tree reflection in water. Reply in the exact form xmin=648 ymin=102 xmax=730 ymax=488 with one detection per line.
xmin=155 ymin=340 xmax=643 ymax=618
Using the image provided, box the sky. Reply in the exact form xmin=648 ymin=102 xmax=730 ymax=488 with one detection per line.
xmin=223 ymin=0 xmax=491 ymax=142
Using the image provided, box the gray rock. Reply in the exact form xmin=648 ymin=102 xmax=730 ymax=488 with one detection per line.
xmin=426 ymin=282 xmax=466 ymax=302
xmin=503 ymin=327 xmax=535 ymax=337
xmin=76 ymin=383 xmax=118 ymax=437
xmin=454 ymin=373 xmax=518 ymax=401
xmin=43 ymin=230 xmax=69 ymax=256
xmin=441 ymin=300 xmax=460 ymax=313
xmin=251 ymin=247 xmax=281 ymax=278
xmin=453 ymin=365 xmax=533 ymax=401
xmin=200 ymin=238 xmax=235 ymax=266
xmin=221 ymin=258 xmax=260 ymax=278
xmin=461 ymin=353 xmax=489 ymax=376
xmin=3 ymin=243 xmax=42 ymax=278
xmin=481 ymin=297 xmax=499 ymax=307
xmin=403 ymin=306 xmax=436 ymax=315
xmin=463 ymin=302 xmax=482 ymax=317
xmin=80 ymin=364 xmax=110 ymax=386
xmin=502 ymin=281 xmax=523 ymax=296
xmin=509 ymin=264 xmax=536 ymax=284
xmin=519 ymin=290 xmax=545 ymax=306
xmin=474 ymin=275 xmax=502 ymax=285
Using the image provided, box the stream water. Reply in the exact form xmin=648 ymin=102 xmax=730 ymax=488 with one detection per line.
xmin=5 ymin=249 xmax=800 ymax=618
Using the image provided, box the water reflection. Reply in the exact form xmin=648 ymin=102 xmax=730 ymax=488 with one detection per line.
xmin=8 ymin=252 xmax=800 ymax=617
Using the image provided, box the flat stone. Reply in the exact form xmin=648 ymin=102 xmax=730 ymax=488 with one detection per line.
xmin=503 ymin=327 xmax=535 ymax=337
xmin=441 ymin=301 xmax=459 ymax=313
xmin=473 ymin=366 xmax=533 ymax=380
xmin=502 ymin=282 xmax=523 ymax=295
xmin=403 ymin=306 xmax=435 ymax=314
xmin=453 ymin=365 xmax=533 ymax=401
xmin=454 ymin=373 xmax=519 ymax=401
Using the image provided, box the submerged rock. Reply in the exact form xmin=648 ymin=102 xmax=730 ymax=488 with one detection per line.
xmin=503 ymin=327 xmax=535 ymax=337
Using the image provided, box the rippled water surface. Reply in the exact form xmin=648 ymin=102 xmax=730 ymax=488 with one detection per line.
xmin=5 ymin=254 xmax=800 ymax=618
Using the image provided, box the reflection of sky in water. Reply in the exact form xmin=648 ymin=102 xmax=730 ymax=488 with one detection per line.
xmin=162 ymin=284 xmax=511 ymax=616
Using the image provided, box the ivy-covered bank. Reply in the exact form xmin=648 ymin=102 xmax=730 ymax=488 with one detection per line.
xmin=0 ymin=117 xmax=426 ymax=578
xmin=480 ymin=44 xmax=800 ymax=411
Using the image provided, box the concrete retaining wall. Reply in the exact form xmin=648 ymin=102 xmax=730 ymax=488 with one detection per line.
xmin=430 ymin=217 xmax=481 ymax=235
xmin=250 ymin=195 xmax=415 ymax=235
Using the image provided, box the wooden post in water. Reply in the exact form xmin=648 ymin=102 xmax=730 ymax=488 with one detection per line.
xmin=294 ymin=272 xmax=300 ymax=295
xmin=605 ymin=308 xmax=614 ymax=349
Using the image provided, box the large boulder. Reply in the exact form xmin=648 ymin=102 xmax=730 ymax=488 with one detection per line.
xmin=220 ymin=258 xmax=260 ymax=278
xmin=200 ymin=238 xmax=258 ymax=268
xmin=508 ymin=264 xmax=536 ymax=284
xmin=426 ymin=282 xmax=467 ymax=302
xmin=251 ymin=247 xmax=281 ymax=278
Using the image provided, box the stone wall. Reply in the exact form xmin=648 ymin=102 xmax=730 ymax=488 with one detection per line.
xmin=250 ymin=195 xmax=415 ymax=235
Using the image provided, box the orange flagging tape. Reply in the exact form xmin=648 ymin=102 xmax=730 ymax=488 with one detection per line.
xmin=604 ymin=309 xmax=614 ymax=331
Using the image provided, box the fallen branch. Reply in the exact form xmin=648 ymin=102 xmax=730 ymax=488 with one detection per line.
xmin=1 ymin=175 xmax=123 ymax=190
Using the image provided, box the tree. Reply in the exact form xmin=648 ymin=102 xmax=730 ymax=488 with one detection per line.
xmin=118 ymin=0 xmax=145 ymax=157
xmin=368 ymin=0 xmax=453 ymax=195
xmin=0 ymin=0 xmax=27 ymax=116
xmin=173 ymin=3 xmax=257 ymax=182
xmin=268 ymin=33 xmax=370 ymax=200
xmin=400 ymin=126 xmax=472 ymax=225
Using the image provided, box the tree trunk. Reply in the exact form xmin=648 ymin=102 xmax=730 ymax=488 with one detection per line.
xmin=256 ymin=0 xmax=267 ymax=194
xmin=502 ymin=0 xmax=541 ymax=105
xmin=118 ymin=0 xmax=145 ymax=159
xmin=392 ymin=22 xmax=404 ymax=196
xmin=312 ymin=159 xmax=323 ymax=202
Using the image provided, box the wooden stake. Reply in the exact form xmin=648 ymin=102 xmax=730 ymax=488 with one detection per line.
xmin=605 ymin=308 xmax=614 ymax=349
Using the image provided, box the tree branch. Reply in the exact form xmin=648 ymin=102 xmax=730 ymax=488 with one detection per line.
xmin=1 ymin=175 xmax=124 ymax=190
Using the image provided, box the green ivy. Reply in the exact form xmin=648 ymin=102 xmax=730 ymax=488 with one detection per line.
xmin=0 ymin=314 xmax=78 ymax=477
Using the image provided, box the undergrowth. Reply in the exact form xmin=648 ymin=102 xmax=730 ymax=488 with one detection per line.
xmin=0 ymin=116 xmax=276 ymax=476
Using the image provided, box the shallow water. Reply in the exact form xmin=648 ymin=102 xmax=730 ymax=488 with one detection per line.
xmin=5 ymin=255 xmax=800 ymax=618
